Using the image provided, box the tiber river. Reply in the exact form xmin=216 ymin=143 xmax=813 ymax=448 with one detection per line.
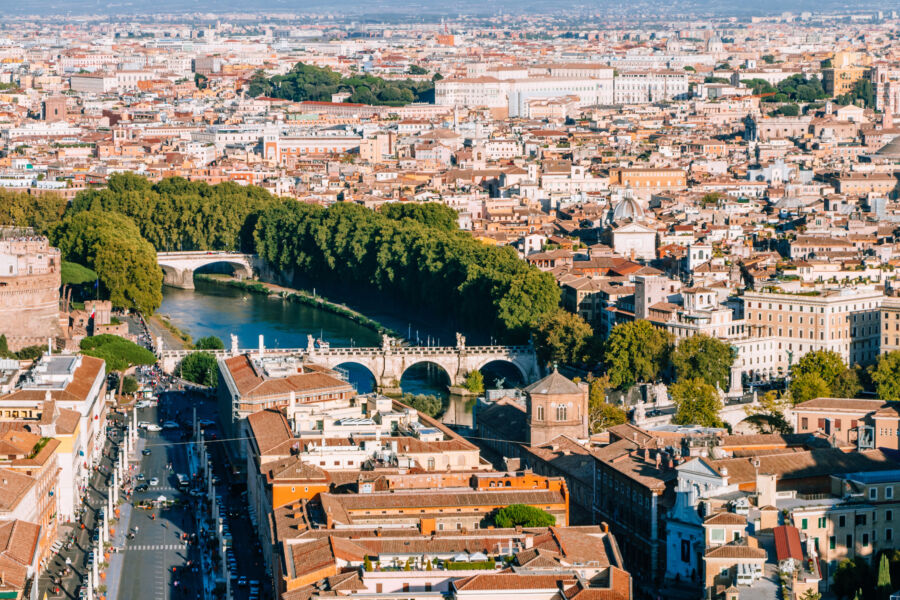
xmin=158 ymin=278 xmax=525 ymax=429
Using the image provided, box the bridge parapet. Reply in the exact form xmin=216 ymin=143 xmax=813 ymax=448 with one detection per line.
xmin=156 ymin=341 xmax=540 ymax=390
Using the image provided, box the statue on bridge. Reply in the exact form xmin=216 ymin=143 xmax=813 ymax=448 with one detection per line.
xmin=307 ymin=334 xmax=316 ymax=352
xmin=456 ymin=332 xmax=466 ymax=351
xmin=382 ymin=334 xmax=393 ymax=353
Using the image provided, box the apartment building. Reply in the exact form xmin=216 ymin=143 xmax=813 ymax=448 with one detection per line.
xmin=609 ymin=167 xmax=687 ymax=190
xmin=788 ymin=470 xmax=900 ymax=590
xmin=881 ymin=296 xmax=900 ymax=354
xmin=742 ymin=288 xmax=883 ymax=369
xmin=217 ymin=353 xmax=355 ymax=463
xmin=613 ymin=71 xmax=690 ymax=104
xmin=1 ymin=354 xmax=107 ymax=521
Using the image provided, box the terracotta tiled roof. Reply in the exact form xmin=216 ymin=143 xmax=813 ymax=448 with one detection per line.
xmin=704 ymin=542 xmax=767 ymax=560
xmin=454 ymin=573 xmax=576 ymax=592
xmin=703 ymin=512 xmax=747 ymax=526
xmin=246 ymin=409 xmax=293 ymax=455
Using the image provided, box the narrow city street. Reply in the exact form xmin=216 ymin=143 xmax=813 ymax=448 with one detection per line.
xmin=38 ymin=413 xmax=123 ymax=600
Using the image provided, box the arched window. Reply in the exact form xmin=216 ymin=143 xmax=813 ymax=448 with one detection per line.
xmin=557 ymin=404 xmax=567 ymax=421
xmin=536 ymin=405 xmax=544 ymax=421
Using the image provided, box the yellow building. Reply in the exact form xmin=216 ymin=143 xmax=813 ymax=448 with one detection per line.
xmin=823 ymin=51 xmax=872 ymax=97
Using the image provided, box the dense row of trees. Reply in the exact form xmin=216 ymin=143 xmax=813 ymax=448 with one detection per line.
xmin=247 ymin=62 xmax=435 ymax=106
xmin=743 ymin=74 xmax=828 ymax=103
xmin=70 ymin=173 xmax=275 ymax=252
xmin=253 ymin=200 xmax=560 ymax=339
xmin=0 ymin=189 xmax=68 ymax=233
xmin=380 ymin=202 xmax=458 ymax=231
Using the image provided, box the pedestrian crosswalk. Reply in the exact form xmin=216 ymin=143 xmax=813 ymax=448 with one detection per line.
xmin=125 ymin=544 xmax=185 ymax=551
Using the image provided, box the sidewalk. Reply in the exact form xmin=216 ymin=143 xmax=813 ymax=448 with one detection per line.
xmin=105 ymin=501 xmax=133 ymax=600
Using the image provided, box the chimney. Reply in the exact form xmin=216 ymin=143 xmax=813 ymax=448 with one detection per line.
xmin=600 ymin=521 xmax=609 ymax=533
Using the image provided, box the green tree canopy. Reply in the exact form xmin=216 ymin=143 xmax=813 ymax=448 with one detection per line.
xmin=534 ymin=309 xmax=595 ymax=367
xmin=871 ymin=352 xmax=900 ymax=401
xmin=52 ymin=211 xmax=163 ymax=314
xmin=671 ymin=334 xmax=736 ymax=388
xmin=398 ymin=393 xmax=443 ymax=418
xmin=743 ymin=391 xmax=792 ymax=434
xmin=246 ymin=61 xmax=434 ymax=106
xmin=381 ymin=202 xmax=458 ymax=231
xmin=80 ymin=335 xmax=156 ymax=372
xmin=878 ymin=553 xmax=892 ymax=600
xmin=0 ymin=189 xmax=68 ymax=234
xmin=671 ymin=378 xmax=724 ymax=428
xmin=833 ymin=557 xmax=872 ymax=600
xmin=194 ymin=335 xmax=225 ymax=350
xmin=603 ymin=321 xmax=671 ymax=389
xmin=790 ymin=350 xmax=859 ymax=401
xmin=254 ymin=200 xmax=559 ymax=340
xmin=180 ymin=351 xmax=218 ymax=387
xmin=493 ymin=504 xmax=556 ymax=528
xmin=70 ymin=173 xmax=276 ymax=253
xmin=464 ymin=370 xmax=484 ymax=394
xmin=790 ymin=371 xmax=831 ymax=404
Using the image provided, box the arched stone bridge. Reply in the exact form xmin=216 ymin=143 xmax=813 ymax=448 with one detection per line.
xmin=157 ymin=251 xmax=256 ymax=289
xmin=157 ymin=335 xmax=541 ymax=391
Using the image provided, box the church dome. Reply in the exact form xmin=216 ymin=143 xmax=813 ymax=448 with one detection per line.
xmin=611 ymin=195 xmax=645 ymax=221
xmin=875 ymin=136 xmax=900 ymax=159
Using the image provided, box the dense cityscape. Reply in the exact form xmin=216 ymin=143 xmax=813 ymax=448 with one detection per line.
xmin=3 ymin=5 xmax=900 ymax=600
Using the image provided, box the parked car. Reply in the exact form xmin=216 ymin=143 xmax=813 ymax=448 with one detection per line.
xmin=149 ymin=477 xmax=159 ymax=486
xmin=145 ymin=424 xmax=162 ymax=432
xmin=142 ymin=449 xmax=152 ymax=456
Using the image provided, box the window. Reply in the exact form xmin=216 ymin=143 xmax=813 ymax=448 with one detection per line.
xmin=889 ymin=510 xmax=894 ymax=522
xmin=556 ymin=404 xmax=567 ymax=421
xmin=801 ymin=417 xmax=809 ymax=429
xmin=536 ymin=405 xmax=544 ymax=421
xmin=801 ymin=518 xmax=808 ymax=530
xmin=889 ymin=529 xmax=894 ymax=542
xmin=870 ymin=488 xmax=878 ymax=501
xmin=710 ymin=528 xmax=725 ymax=543
xmin=847 ymin=534 xmax=853 ymax=548
xmin=857 ymin=514 xmax=867 ymax=526
xmin=839 ymin=515 xmax=846 ymax=527
xmin=818 ymin=517 xmax=826 ymax=528
xmin=888 ymin=487 xmax=894 ymax=500
xmin=863 ymin=533 xmax=869 ymax=547
xmin=681 ymin=540 xmax=691 ymax=562
xmin=829 ymin=536 xmax=836 ymax=550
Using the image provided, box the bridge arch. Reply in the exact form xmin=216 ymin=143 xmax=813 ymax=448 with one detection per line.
xmin=399 ymin=359 xmax=453 ymax=395
xmin=473 ymin=358 xmax=528 ymax=387
xmin=193 ymin=260 xmax=253 ymax=279
xmin=156 ymin=251 xmax=256 ymax=290
xmin=334 ymin=361 xmax=378 ymax=394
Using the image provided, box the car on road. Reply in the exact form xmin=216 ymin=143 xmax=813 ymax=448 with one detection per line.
xmin=149 ymin=477 xmax=159 ymax=486
xmin=142 ymin=449 xmax=152 ymax=456
xmin=138 ymin=421 xmax=150 ymax=428
xmin=237 ymin=577 xmax=248 ymax=587
xmin=135 ymin=483 xmax=149 ymax=492
xmin=198 ymin=419 xmax=215 ymax=427
xmin=136 ymin=473 xmax=145 ymax=481
xmin=162 ymin=421 xmax=180 ymax=429
xmin=145 ymin=424 xmax=162 ymax=432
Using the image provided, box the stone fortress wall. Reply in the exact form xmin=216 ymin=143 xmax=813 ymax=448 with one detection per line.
xmin=0 ymin=233 xmax=62 ymax=349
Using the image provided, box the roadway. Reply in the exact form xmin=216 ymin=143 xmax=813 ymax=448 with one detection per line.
xmin=117 ymin=396 xmax=203 ymax=600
